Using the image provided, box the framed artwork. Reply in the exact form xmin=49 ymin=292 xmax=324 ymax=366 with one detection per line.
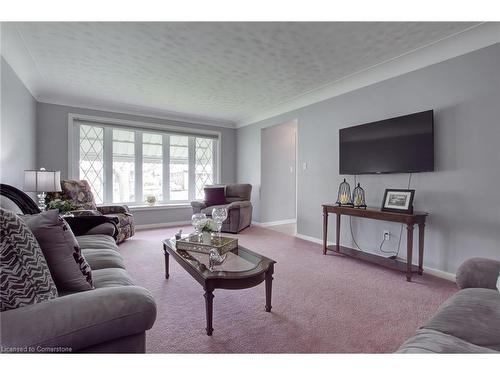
xmin=381 ymin=189 xmax=415 ymax=214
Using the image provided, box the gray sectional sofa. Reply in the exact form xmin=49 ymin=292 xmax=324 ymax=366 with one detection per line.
xmin=398 ymin=257 xmax=500 ymax=353
xmin=1 ymin=232 xmax=156 ymax=353
xmin=0 ymin=184 xmax=156 ymax=353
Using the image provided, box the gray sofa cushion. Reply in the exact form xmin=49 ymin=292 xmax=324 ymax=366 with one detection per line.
xmin=76 ymin=234 xmax=118 ymax=251
xmin=21 ymin=210 xmax=93 ymax=292
xmin=421 ymin=288 xmax=500 ymax=351
xmin=82 ymin=249 xmax=125 ymax=270
xmin=201 ymin=201 xmax=252 ymax=216
xmin=398 ymin=328 xmax=498 ymax=353
xmin=92 ymin=268 xmax=134 ymax=288
xmin=0 ymin=209 xmax=58 ymax=311
xmin=201 ymin=204 xmax=230 ymax=216
xmin=226 ymin=183 xmax=252 ymax=201
xmin=84 ymin=222 xmax=116 ymax=237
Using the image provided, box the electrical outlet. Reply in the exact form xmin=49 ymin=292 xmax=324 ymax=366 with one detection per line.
xmin=383 ymin=230 xmax=390 ymax=241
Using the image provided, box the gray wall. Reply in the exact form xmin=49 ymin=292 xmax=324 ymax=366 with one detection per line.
xmin=0 ymin=57 xmax=37 ymax=188
xmin=260 ymin=119 xmax=297 ymax=223
xmin=237 ymin=44 xmax=500 ymax=274
xmin=37 ymin=102 xmax=237 ymax=226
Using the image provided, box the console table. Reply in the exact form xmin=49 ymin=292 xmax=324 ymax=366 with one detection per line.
xmin=322 ymin=205 xmax=428 ymax=282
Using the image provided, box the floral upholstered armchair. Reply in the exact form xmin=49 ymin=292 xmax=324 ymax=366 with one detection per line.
xmin=46 ymin=179 xmax=135 ymax=243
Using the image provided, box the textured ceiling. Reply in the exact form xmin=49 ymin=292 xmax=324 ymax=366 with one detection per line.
xmin=8 ymin=22 xmax=479 ymax=125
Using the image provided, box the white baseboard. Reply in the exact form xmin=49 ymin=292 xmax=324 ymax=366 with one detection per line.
xmin=255 ymin=218 xmax=297 ymax=227
xmin=135 ymin=220 xmax=191 ymax=230
xmin=424 ymin=267 xmax=456 ymax=282
xmin=294 ymin=233 xmax=456 ymax=282
xmin=295 ymin=233 xmax=335 ymax=246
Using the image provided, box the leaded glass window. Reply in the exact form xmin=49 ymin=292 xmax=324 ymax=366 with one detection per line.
xmin=195 ymin=138 xmax=214 ymax=199
xmin=79 ymin=124 xmax=104 ymax=204
xmin=73 ymin=118 xmax=218 ymax=205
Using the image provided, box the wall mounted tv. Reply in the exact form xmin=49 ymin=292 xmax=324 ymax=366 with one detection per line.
xmin=339 ymin=110 xmax=434 ymax=175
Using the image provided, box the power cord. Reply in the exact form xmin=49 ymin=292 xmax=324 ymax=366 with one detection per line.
xmin=349 ymin=173 xmax=412 ymax=259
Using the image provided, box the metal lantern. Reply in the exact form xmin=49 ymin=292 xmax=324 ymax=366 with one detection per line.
xmin=352 ymin=183 xmax=367 ymax=209
xmin=336 ymin=178 xmax=353 ymax=206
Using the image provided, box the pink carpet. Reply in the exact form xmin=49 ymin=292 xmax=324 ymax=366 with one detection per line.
xmin=117 ymin=225 xmax=457 ymax=353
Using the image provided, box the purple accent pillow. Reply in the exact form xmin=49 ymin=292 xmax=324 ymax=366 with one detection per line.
xmin=20 ymin=210 xmax=93 ymax=292
xmin=204 ymin=187 xmax=226 ymax=207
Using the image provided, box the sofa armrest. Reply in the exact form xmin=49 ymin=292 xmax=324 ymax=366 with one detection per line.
xmin=226 ymin=200 xmax=252 ymax=210
xmin=191 ymin=201 xmax=206 ymax=213
xmin=0 ymin=286 xmax=156 ymax=352
xmin=97 ymin=205 xmax=131 ymax=215
xmin=456 ymin=257 xmax=500 ymax=290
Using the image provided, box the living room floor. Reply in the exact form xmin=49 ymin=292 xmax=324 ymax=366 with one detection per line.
xmin=118 ymin=225 xmax=457 ymax=353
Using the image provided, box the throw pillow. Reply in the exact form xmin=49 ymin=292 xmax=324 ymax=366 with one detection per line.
xmin=204 ymin=186 xmax=226 ymax=207
xmin=0 ymin=209 xmax=58 ymax=312
xmin=497 ymin=273 xmax=500 ymax=292
xmin=21 ymin=210 xmax=93 ymax=292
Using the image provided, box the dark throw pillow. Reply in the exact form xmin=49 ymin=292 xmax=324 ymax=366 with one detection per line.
xmin=0 ymin=209 xmax=58 ymax=312
xmin=21 ymin=210 xmax=93 ymax=292
xmin=204 ymin=186 xmax=226 ymax=207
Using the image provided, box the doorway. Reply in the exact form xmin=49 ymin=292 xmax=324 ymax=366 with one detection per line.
xmin=260 ymin=119 xmax=297 ymax=235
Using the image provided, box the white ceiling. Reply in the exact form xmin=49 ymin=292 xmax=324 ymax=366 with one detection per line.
xmin=2 ymin=22 xmax=495 ymax=127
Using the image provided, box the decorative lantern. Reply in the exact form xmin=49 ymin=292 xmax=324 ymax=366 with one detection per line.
xmin=336 ymin=178 xmax=353 ymax=206
xmin=352 ymin=183 xmax=367 ymax=209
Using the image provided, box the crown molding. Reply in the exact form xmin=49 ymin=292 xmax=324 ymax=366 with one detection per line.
xmin=37 ymin=94 xmax=237 ymax=129
xmin=236 ymin=22 xmax=500 ymax=128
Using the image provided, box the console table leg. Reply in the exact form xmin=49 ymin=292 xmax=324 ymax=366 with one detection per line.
xmin=265 ymin=264 xmax=274 ymax=312
xmin=323 ymin=209 xmax=328 ymax=255
xmin=406 ymin=224 xmax=414 ymax=282
xmin=336 ymin=213 xmax=341 ymax=253
xmin=163 ymin=248 xmax=170 ymax=279
xmin=418 ymin=223 xmax=425 ymax=275
xmin=204 ymin=287 xmax=214 ymax=336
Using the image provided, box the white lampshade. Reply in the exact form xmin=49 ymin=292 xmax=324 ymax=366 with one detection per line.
xmin=24 ymin=169 xmax=62 ymax=192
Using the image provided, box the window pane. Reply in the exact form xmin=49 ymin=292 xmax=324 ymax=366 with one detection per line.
xmin=112 ymin=129 xmax=135 ymax=203
xmin=169 ymin=135 xmax=189 ymax=201
xmin=79 ymin=124 xmax=104 ymax=204
xmin=143 ymin=133 xmax=163 ymax=201
xmin=195 ymin=138 xmax=214 ymax=199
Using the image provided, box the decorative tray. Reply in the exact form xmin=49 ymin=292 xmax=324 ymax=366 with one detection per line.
xmin=175 ymin=234 xmax=238 ymax=255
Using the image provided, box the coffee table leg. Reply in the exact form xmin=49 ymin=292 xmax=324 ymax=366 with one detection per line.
xmin=265 ymin=265 xmax=274 ymax=312
xmin=163 ymin=249 xmax=170 ymax=279
xmin=204 ymin=287 xmax=214 ymax=336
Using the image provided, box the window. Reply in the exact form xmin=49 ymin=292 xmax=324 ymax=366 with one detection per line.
xmin=195 ymin=138 xmax=214 ymax=199
xmin=71 ymin=117 xmax=219 ymax=205
xmin=142 ymin=133 xmax=163 ymax=201
xmin=112 ymin=129 xmax=135 ymax=203
xmin=79 ymin=125 xmax=104 ymax=204
xmin=169 ymin=135 xmax=189 ymax=201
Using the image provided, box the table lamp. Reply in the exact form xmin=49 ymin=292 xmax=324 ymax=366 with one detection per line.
xmin=24 ymin=168 xmax=62 ymax=210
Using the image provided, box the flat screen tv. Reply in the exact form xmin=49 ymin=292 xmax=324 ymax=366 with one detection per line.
xmin=339 ymin=110 xmax=434 ymax=175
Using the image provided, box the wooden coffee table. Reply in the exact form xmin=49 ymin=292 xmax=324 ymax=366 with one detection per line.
xmin=162 ymin=237 xmax=276 ymax=335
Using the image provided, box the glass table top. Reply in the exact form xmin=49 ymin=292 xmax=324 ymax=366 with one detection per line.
xmin=163 ymin=237 xmax=274 ymax=276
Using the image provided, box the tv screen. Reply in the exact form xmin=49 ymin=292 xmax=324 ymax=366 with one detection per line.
xmin=339 ymin=110 xmax=434 ymax=175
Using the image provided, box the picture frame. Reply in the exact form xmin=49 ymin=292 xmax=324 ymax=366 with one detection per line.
xmin=381 ymin=189 xmax=415 ymax=214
